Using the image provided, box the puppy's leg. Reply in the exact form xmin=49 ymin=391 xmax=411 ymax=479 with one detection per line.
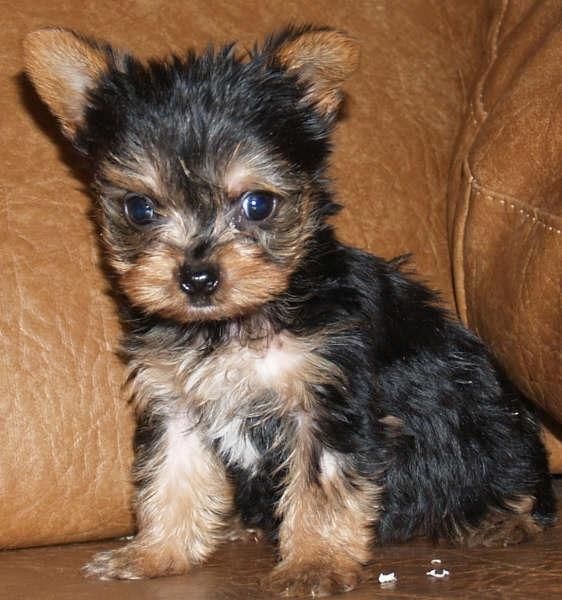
xmin=84 ymin=417 xmax=232 ymax=579
xmin=269 ymin=445 xmax=381 ymax=597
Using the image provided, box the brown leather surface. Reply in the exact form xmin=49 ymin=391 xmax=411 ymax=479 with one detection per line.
xmin=448 ymin=0 xmax=562 ymax=466
xmin=1 ymin=0 xmax=559 ymax=551
xmin=2 ymin=480 xmax=561 ymax=599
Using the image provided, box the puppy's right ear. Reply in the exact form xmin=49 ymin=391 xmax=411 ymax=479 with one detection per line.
xmin=263 ymin=26 xmax=360 ymax=118
xmin=23 ymin=28 xmax=122 ymax=141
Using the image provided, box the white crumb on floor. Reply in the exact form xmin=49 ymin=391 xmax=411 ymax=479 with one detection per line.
xmin=378 ymin=572 xmax=397 ymax=584
xmin=426 ymin=568 xmax=450 ymax=578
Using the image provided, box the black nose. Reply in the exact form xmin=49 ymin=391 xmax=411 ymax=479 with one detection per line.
xmin=179 ymin=264 xmax=219 ymax=296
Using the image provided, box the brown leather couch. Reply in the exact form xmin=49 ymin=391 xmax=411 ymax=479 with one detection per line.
xmin=1 ymin=0 xmax=560 ymax=596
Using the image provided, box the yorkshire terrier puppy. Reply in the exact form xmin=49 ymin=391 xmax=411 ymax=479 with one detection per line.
xmin=24 ymin=25 xmax=555 ymax=597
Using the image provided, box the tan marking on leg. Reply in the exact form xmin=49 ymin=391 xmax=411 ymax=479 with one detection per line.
xmin=84 ymin=419 xmax=233 ymax=579
xmin=269 ymin=428 xmax=380 ymax=597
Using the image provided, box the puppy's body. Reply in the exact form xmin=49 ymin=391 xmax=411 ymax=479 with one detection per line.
xmin=24 ymin=25 xmax=555 ymax=596
xmin=126 ymin=243 xmax=553 ymax=543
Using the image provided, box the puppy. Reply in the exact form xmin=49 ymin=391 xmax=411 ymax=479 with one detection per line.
xmin=24 ymin=25 xmax=555 ymax=597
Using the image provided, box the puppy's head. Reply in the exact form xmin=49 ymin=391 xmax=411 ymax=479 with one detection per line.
xmin=24 ymin=26 xmax=359 ymax=322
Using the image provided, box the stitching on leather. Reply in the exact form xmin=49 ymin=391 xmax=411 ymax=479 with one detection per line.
xmin=468 ymin=170 xmax=561 ymax=234
xmin=466 ymin=0 xmax=560 ymax=237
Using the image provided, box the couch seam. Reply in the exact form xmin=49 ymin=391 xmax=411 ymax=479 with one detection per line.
xmin=454 ymin=0 xmax=510 ymax=325
xmin=469 ymin=171 xmax=562 ymax=235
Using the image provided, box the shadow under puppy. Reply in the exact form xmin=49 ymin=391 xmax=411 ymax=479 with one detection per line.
xmin=24 ymin=25 xmax=555 ymax=597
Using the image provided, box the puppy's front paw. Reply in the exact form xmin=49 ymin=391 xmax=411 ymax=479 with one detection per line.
xmin=267 ymin=561 xmax=362 ymax=597
xmin=83 ymin=542 xmax=190 ymax=580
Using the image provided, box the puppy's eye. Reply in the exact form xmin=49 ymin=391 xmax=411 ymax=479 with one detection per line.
xmin=240 ymin=191 xmax=276 ymax=221
xmin=124 ymin=193 xmax=158 ymax=227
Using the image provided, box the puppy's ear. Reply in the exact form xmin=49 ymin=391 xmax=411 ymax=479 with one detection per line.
xmin=23 ymin=28 xmax=122 ymax=140
xmin=266 ymin=26 xmax=360 ymax=117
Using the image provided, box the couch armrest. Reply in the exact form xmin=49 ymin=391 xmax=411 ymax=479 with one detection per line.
xmin=448 ymin=1 xmax=562 ymax=467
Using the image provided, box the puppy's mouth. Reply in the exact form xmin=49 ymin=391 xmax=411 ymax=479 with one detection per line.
xmin=183 ymin=302 xmax=225 ymax=319
xmin=188 ymin=296 xmax=215 ymax=308
xmin=178 ymin=295 xmax=264 ymax=323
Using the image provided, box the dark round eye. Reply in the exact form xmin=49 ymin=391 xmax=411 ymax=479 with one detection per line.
xmin=241 ymin=191 xmax=276 ymax=221
xmin=124 ymin=193 xmax=157 ymax=227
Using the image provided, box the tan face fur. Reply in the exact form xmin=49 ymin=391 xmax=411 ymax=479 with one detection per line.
xmin=95 ymin=145 xmax=318 ymax=323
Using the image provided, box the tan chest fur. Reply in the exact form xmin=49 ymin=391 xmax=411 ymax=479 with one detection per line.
xmin=127 ymin=328 xmax=342 ymax=471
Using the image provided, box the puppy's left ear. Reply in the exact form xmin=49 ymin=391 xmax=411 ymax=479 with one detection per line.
xmin=266 ymin=26 xmax=360 ymax=117
xmin=23 ymin=28 xmax=123 ymax=141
